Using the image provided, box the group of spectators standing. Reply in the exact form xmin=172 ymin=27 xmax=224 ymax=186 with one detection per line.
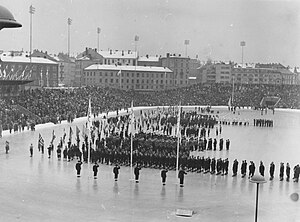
xmin=0 ymin=83 xmax=299 ymax=132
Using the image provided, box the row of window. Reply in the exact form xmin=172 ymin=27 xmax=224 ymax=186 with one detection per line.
xmin=84 ymin=78 xmax=182 ymax=85
xmin=84 ymin=71 xmax=187 ymax=79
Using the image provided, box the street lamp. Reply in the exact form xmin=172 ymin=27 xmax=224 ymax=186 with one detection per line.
xmin=97 ymin=27 xmax=101 ymax=52
xmin=0 ymin=5 xmax=22 ymax=30
xmin=67 ymin=18 xmax=72 ymax=56
xmin=240 ymin=41 xmax=246 ymax=67
xmin=29 ymin=5 xmax=35 ymax=62
xmin=184 ymin=40 xmax=190 ymax=57
xmin=249 ymin=174 xmax=266 ymax=222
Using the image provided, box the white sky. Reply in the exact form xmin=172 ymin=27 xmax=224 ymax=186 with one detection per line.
xmin=0 ymin=0 xmax=299 ymax=66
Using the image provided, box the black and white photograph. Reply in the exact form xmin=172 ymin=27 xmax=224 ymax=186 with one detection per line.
xmin=0 ymin=0 xmax=299 ymax=221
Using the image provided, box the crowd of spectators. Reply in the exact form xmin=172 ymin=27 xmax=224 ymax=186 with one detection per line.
xmin=0 ymin=83 xmax=300 ymax=130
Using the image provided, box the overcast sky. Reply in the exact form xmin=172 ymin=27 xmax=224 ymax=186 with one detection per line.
xmin=0 ymin=0 xmax=299 ymax=66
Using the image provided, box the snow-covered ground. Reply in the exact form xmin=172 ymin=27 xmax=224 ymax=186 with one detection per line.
xmin=0 ymin=106 xmax=299 ymax=222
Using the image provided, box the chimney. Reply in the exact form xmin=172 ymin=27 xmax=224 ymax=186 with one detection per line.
xmin=110 ymin=50 xmax=112 ymax=55
xmin=122 ymin=50 xmax=124 ymax=56
xmin=85 ymin=47 xmax=88 ymax=55
xmin=179 ymin=54 xmax=181 ymax=57
xmin=146 ymin=54 xmax=149 ymax=58
xmin=166 ymin=53 xmax=170 ymax=58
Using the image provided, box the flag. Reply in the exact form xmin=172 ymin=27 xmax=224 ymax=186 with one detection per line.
xmin=40 ymin=69 xmax=43 ymax=86
xmin=38 ymin=134 xmax=44 ymax=150
xmin=46 ymin=69 xmax=49 ymax=87
xmin=50 ymin=130 xmax=56 ymax=144
xmin=177 ymin=102 xmax=181 ymax=139
xmin=6 ymin=66 xmax=14 ymax=80
xmin=87 ymin=97 xmax=92 ymax=129
xmin=69 ymin=126 xmax=73 ymax=143
xmin=228 ymin=97 xmax=231 ymax=107
xmin=76 ymin=126 xmax=80 ymax=141
xmin=62 ymin=128 xmax=66 ymax=144
xmin=129 ymin=100 xmax=134 ymax=134
xmin=2 ymin=65 xmax=7 ymax=78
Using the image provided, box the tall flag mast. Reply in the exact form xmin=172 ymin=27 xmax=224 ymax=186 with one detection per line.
xmin=87 ymin=97 xmax=92 ymax=168
xmin=176 ymin=102 xmax=181 ymax=177
xmin=130 ymin=100 xmax=134 ymax=179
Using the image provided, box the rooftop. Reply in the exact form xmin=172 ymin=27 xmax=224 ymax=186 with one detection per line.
xmin=138 ymin=56 xmax=160 ymax=62
xmin=0 ymin=53 xmax=57 ymax=65
xmin=85 ymin=64 xmax=172 ymax=73
xmin=98 ymin=50 xmax=137 ymax=59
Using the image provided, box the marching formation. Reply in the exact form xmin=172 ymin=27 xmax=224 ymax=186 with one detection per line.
xmin=13 ymin=103 xmax=298 ymax=189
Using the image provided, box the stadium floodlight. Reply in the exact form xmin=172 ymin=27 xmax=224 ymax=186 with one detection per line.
xmin=249 ymin=174 xmax=266 ymax=222
xmin=0 ymin=5 xmax=22 ymax=30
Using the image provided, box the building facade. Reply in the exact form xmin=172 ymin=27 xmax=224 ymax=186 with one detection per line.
xmin=0 ymin=52 xmax=58 ymax=88
xmin=160 ymin=53 xmax=189 ymax=88
xmin=198 ymin=62 xmax=297 ymax=85
xmin=75 ymin=48 xmax=104 ymax=87
xmin=83 ymin=64 xmax=173 ymax=91
xmin=138 ymin=55 xmax=161 ymax=67
xmin=198 ymin=62 xmax=231 ymax=84
xmin=31 ymin=50 xmax=76 ymax=87
xmin=98 ymin=50 xmax=137 ymax=66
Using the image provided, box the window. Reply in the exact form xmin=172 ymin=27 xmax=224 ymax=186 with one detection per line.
xmin=99 ymin=79 xmax=102 ymax=83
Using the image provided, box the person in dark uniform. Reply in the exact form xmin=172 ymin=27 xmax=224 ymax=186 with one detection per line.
xmin=224 ymin=158 xmax=229 ymax=175
xmin=232 ymin=159 xmax=238 ymax=177
xmin=286 ymin=163 xmax=290 ymax=182
xmin=241 ymin=160 xmax=247 ymax=178
xmin=57 ymin=147 xmax=62 ymax=160
xmin=134 ymin=165 xmax=141 ymax=183
xmin=225 ymin=139 xmax=230 ymax=150
xmin=178 ymin=167 xmax=187 ymax=187
xmin=161 ymin=168 xmax=168 ymax=185
xmin=29 ymin=144 xmax=33 ymax=157
xmin=259 ymin=161 xmax=265 ymax=177
xmin=113 ymin=164 xmax=120 ymax=181
xmin=75 ymin=160 xmax=83 ymax=177
xmin=47 ymin=145 xmax=52 ymax=158
xmin=5 ymin=141 xmax=9 ymax=154
xmin=213 ymin=139 xmax=217 ymax=151
xmin=269 ymin=162 xmax=275 ymax=180
xmin=93 ymin=162 xmax=99 ymax=179
xmin=279 ymin=162 xmax=284 ymax=181
xmin=248 ymin=161 xmax=255 ymax=178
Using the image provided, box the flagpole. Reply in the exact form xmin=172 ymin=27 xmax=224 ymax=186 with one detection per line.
xmin=176 ymin=102 xmax=181 ymax=178
xmin=232 ymin=76 xmax=235 ymax=107
xmin=87 ymin=97 xmax=92 ymax=173
xmin=119 ymin=69 xmax=121 ymax=89
xmin=130 ymin=100 xmax=134 ymax=180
